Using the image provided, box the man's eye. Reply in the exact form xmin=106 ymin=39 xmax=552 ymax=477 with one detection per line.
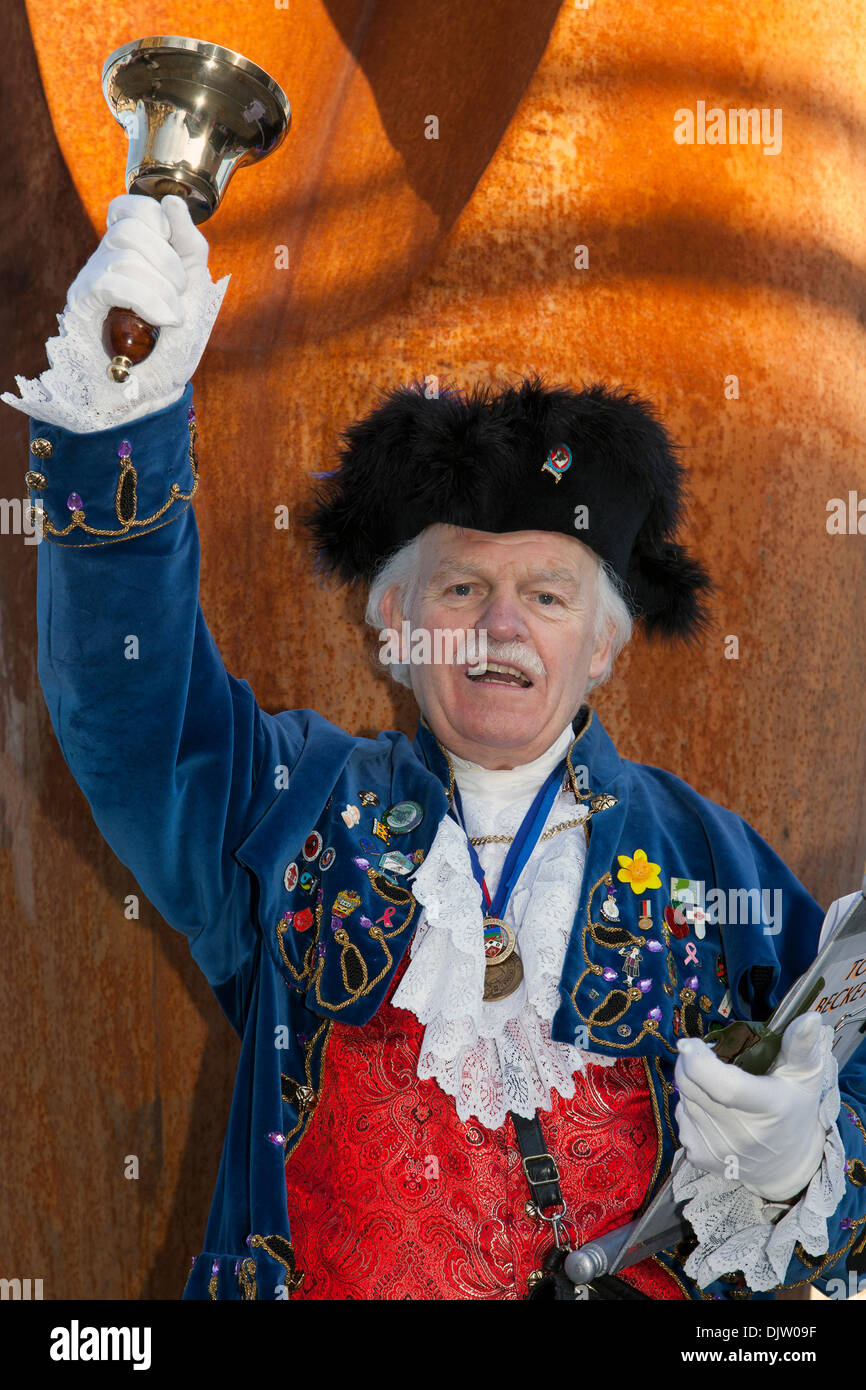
xmin=536 ymin=592 xmax=559 ymax=605
xmin=451 ymin=583 xmax=473 ymax=596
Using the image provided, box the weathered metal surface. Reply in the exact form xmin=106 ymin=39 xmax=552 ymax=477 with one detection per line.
xmin=1 ymin=0 xmax=863 ymax=1298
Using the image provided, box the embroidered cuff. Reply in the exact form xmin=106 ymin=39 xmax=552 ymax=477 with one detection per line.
xmin=671 ymin=1040 xmax=846 ymax=1292
xmin=24 ymin=383 xmax=199 ymax=547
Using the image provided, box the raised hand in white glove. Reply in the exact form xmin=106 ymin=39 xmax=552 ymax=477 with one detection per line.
xmin=2 ymin=192 xmax=230 ymax=433
xmin=674 ymin=1012 xmax=836 ymax=1203
xmin=67 ymin=192 xmax=204 ymax=328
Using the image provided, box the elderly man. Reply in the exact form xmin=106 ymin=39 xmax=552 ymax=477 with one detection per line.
xmin=5 ymin=195 xmax=865 ymax=1302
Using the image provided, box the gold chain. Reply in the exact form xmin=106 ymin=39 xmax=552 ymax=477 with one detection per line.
xmin=469 ymin=815 xmax=587 ymax=847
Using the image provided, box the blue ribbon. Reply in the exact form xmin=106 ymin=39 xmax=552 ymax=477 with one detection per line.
xmin=451 ymin=760 xmax=567 ymax=919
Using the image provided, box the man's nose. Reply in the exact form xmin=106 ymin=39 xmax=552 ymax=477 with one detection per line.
xmin=477 ymin=591 xmax=531 ymax=643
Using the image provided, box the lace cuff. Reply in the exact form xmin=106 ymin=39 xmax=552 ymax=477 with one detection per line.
xmin=2 ymin=264 xmax=229 ymax=434
xmin=671 ymin=1040 xmax=845 ymax=1291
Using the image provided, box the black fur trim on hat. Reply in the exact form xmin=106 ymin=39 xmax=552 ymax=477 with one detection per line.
xmin=627 ymin=543 xmax=714 ymax=642
xmin=303 ymin=374 xmax=713 ymax=642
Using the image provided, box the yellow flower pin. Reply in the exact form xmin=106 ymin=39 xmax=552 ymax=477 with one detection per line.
xmin=616 ymin=849 xmax=662 ymax=894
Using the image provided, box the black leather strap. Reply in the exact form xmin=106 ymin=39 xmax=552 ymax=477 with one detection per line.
xmin=510 ymin=1108 xmax=653 ymax=1302
xmin=510 ymin=1110 xmax=562 ymax=1210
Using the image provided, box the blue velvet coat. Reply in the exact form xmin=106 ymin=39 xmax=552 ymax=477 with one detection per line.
xmin=26 ymin=383 xmax=866 ymax=1301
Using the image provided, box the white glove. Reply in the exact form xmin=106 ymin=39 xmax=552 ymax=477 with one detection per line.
xmin=674 ymin=1012 xmax=835 ymax=1202
xmin=2 ymin=193 xmax=230 ymax=433
xmin=67 ymin=192 xmax=200 ymax=327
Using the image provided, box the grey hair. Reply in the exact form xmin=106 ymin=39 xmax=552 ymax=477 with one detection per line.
xmin=364 ymin=532 xmax=633 ymax=692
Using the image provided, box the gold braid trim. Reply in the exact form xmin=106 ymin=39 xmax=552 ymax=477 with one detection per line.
xmin=284 ymin=1017 xmax=334 ymax=1191
xmin=846 ymin=1159 xmax=866 ymax=1187
xmin=566 ymin=708 xmax=595 ymax=801
xmin=306 ymin=870 xmax=416 ymax=1012
xmin=247 ymin=1235 xmax=305 ymax=1295
xmin=275 ymin=905 xmax=320 ymax=984
xmin=282 ymin=1016 xmax=332 ymax=1154
xmin=33 ymin=505 xmax=193 ymax=549
xmin=841 ymin=1104 xmax=866 ymax=1188
xmin=654 ymin=1055 xmax=678 ymax=1147
xmin=420 ymin=715 xmax=455 ymax=807
xmin=570 ymin=872 xmax=676 ymax=1054
xmin=40 ymin=416 xmax=199 ymax=539
xmin=365 ymin=868 xmax=417 ymax=935
xmin=643 ymin=1056 xmax=665 ymax=1194
xmin=238 ymin=1257 xmax=257 ymax=1300
xmin=773 ymin=1213 xmax=866 ymax=1290
xmin=312 ymin=925 xmax=394 ymax=1011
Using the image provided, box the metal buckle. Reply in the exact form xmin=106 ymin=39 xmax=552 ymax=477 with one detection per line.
xmin=521 ymin=1152 xmax=560 ymax=1188
xmin=537 ymin=1201 xmax=575 ymax=1251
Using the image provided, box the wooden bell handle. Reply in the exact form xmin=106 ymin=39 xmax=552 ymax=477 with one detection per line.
xmin=102 ymin=306 xmax=161 ymax=383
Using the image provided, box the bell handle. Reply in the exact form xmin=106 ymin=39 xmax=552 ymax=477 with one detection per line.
xmin=102 ymin=306 xmax=161 ymax=384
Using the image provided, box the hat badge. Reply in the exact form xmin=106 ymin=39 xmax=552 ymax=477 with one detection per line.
xmin=541 ymin=443 xmax=572 ymax=483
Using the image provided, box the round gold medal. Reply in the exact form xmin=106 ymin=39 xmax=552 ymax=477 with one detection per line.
xmin=483 ymin=951 xmax=525 ymax=1002
xmin=482 ymin=916 xmax=523 ymax=1000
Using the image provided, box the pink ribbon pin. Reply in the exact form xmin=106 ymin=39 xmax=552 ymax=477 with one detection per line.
xmin=684 ymin=941 xmax=698 ymax=966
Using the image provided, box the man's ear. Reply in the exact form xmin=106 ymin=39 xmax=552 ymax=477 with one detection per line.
xmin=588 ymin=619 xmax=615 ymax=680
xmin=379 ymin=585 xmax=403 ymax=632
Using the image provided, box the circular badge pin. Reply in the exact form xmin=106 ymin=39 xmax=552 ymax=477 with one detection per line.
xmin=541 ymin=443 xmax=572 ymax=483
xmin=283 ymin=862 xmax=298 ymax=892
xmin=384 ymin=800 xmax=424 ymax=834
xmin=482 ymin=917 xmax=517 ymax=964
xmin=302 ymin=831 xmax=323 ymax=862
xmin=319 ymin=847 xmax=336 ymax=871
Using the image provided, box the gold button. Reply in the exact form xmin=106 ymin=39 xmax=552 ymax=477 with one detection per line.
xmin=527 ymin=1269 xmax=546 ymax=1289
xmin=30 ymin=438 xmax=53 ymax=459
xmin=25 ymin=470 xmax=47 ymax=490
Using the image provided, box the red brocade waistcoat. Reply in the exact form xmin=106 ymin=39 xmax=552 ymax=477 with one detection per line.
xmin=285 ymin=957 xmax=684 ymax=1300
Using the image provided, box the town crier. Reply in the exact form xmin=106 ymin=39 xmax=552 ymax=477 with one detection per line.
xmin=5 ymin=194 xmax=865 ymax=1301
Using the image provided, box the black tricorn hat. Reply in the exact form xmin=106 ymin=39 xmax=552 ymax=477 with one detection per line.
xmin=304 ymin=374 xmax=713 ymax=641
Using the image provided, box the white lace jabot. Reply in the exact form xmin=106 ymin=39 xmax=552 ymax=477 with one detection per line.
xmin=392 ymin=723 xmax=615 ymax=1131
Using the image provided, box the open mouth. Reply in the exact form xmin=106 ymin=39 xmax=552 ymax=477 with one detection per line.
xmin=466 ymin=661 xmax=533 ymax=688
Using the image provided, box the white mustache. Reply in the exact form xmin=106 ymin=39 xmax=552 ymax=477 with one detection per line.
xmin=475 ymin=639 xmax=546 ymax=678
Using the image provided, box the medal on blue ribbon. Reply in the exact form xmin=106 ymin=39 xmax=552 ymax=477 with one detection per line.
xmin=452 ymin=759 xmax=567 ymax=1001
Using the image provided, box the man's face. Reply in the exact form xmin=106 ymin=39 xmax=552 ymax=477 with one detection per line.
xmin=379 ymin=525 xmax=615 ymax=769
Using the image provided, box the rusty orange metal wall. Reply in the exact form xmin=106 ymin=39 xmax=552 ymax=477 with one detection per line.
xmin=1 ymin=0 xmax=864 ymax=1298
